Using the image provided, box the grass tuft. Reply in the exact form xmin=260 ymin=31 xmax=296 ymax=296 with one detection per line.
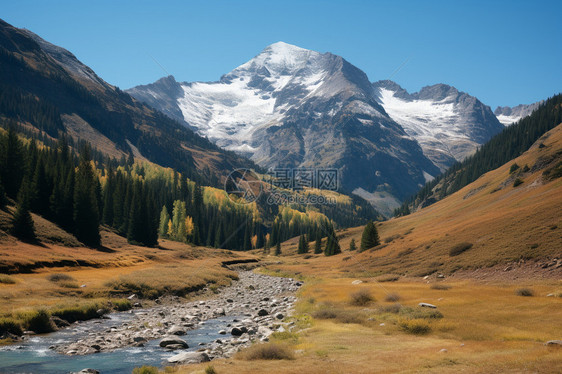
xmin=0 ymin=274 xmax=16 ymax=284
xmin=205 ymin=365 xmax=217 ymax=374
xmin=47 ymin=273 xmax=75 ymax=282
xmin=398 ymin=318 xmax=432 ymax=335
xmin=17 ymin=309 xmax=55 ymax=333
xmin=384 ymin=293 xmax=401 ymax=302
xmin=430 ymin=283 xmax=452 ymax=290
xmin=0 ymin=317 xmax=23 ymax=335
xmin=449 ymin=242 xmax=473 ymax=256
xmin=111 ymin=299 xmax=132 ymax=311
xmin=349 ymin=288 xmax=374 ymax=306
xmin=515 ymin=288 xmax=534 ymax=297
xmin=132 ymin=366 xmax=159 ymax=374
xmin=376 ymin=274 xmax=400 ymax=282
xmin=241 ymin=343 xmax=295 ymax=360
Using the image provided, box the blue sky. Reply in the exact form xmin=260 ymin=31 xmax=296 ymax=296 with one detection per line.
xmin=2 ymin=0 xmax=561 ymax=108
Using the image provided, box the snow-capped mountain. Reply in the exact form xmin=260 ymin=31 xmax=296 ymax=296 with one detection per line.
xmin=373 ymin=80 xmax=504 ymax=171
xmin=128 ymin=42 xmax=502 ymax=215
xmin=494 ymin=102 xmax=542 ymax=126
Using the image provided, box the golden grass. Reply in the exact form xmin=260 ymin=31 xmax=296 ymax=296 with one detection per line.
xmin=179 ymin=276 xmax=562 ymax=373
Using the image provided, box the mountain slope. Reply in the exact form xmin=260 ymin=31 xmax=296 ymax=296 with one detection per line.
xmin=128 ymin=42 xmax=443 ymax=215
xmin=398 ymin=94 xmax=562 ymax=214
xmin=495 ymin=101 xmax=542 ymax=126
xmin=373 ymin=80 xmax=504 ymax=171
xmin=0 ymin=18 xmax=252 ymax=185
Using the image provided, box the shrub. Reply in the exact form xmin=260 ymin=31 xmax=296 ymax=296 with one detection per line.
xmin=0 ymin=274 xmax=16 ymax=284
xmin=58 ymin=281 xmax=79 ymax=289
xmin=513 ymin=178 xmax=524 ymax=187
xmin=0 ymin=317 xmax=23 ymax=335
xmin=515 ymin=288 xmax=534 ymax=297
xmin=399 ymin=307 xmax=443 ymax=320
xmin=509 ymin=163 xmax=520 ymax=173
xmin=384 ymin=293 xmax=401 ymax=302
xmin=379 ymin=303 xmax=402 ymax=314
xmin=399 ymin=319 xmax=431 ymax=335
xmin=132 ymin=366 xmax=159 ymax=374
xmin=312 ymin=306 xmax=365 ymax=324
xmin=47 ymin=273 xmax=75 ymax=282
xmin=19 ymin=309 xmax=55 ymax=333
xmin=350 ymin=289 xmax=374 ymax=306
xmin=376 ymin=274 xmax=400 ymax=282
xmin=205 ymin=366 xmax=217 ymax=374
xmin=111 ymin=299 xmax=132 ymax=311
xmin=242 ymin=343 xmax=294 ymax=360
xmin=449 ymin=242 xmax=473 ymax=256
xmin=430 ymin=284 xmax=451 ymax=290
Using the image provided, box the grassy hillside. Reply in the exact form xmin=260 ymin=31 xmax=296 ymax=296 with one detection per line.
xmin=398 ymin=93 xmax=562 ymax=214
xmin=269 ymin=123 xmax=562 ymax=278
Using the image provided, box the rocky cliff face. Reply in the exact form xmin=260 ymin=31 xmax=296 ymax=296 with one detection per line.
xmin=373 ymin=80 xmax=504 ymax=171
xmin=494 ymin=102 xmax=542 ymax=125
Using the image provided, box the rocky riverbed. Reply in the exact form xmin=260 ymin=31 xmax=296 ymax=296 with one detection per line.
xmin=52 ymin=271 xmax=302 ymax=365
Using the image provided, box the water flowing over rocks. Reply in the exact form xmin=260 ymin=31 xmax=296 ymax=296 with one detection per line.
xmin=52 ymin=271 xmax=301 ymax=362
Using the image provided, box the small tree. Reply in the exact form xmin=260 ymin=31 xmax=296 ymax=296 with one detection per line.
xmin=158 ymin=206 xmax=170 ymax=237
xmin=349 ymin=238 xmax=357 ymax=251
xmin=275 ymin=241 xmax=281 ymax=256
xmin=11 ymin=178 xmax=35 ymax=241
xmin=314 ymin=236 xmax=322 ymax=254
xmin=297 ymin=234 xmax=309 ymax=254
xmin=360 ymin=221 xmax=379 ymax=252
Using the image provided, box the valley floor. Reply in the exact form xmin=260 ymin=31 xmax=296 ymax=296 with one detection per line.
xmin=179 ymin=262 xmax=562 ymax=374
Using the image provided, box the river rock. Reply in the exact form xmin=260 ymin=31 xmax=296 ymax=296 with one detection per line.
xmin=159 ymin=336 xmax=188 ymax=348
xmin=257 ymin=309 xmax=269 ymax=316
xmin=167 ymin=351 xmax=210 ymax=364
xmin=167 ymin=326 xmax=186 ymax=335
xmin=275 ymin=312 xmax=284 ymax=320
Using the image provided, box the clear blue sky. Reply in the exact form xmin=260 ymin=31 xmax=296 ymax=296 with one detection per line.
xmin=2 ymin=0 xmax=561 ymax=108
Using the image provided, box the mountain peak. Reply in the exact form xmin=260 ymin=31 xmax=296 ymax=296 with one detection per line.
xmin=233 ymin=41 xmax=320 ymax=76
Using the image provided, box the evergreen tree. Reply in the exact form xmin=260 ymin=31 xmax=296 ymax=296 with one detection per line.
xmin=314 ymin=236 xmax=322 ymax=254
xmin=349 ymin=238 xmax=357 ymax=251
xmin=275 ymin=241 xmax=281 ymax=256
xmin=297 ymin=234 xmax=309 ymax=254
xmin=0 ymin=181 xmax=6 ymax=209
xmin=303 ymin=234 xmax=310 ymax=253
xmin=1 ymin=125 xmax=25 ymax=198
xmin=11 ymin=177 xmax=35 ymax=240
xmin=73 ymin=149 xmax=100 ymax=247
xmin=360 ymin=221 xmax=379 ymax=252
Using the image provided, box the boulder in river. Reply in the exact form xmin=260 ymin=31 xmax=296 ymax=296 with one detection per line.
xmin=167 ymin=325 xmax=186 ymax=335
xmin=159 ymin=336 xmax=189 ymax=349
xmin=257 ymin=309 xmax=269 ymax=316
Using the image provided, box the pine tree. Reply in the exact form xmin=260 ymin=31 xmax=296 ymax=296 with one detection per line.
xmin=11 ymin=177 xmax=35 ymax=240
xmin=298 ymin=234 xmax=309 ymax=254
xmin=303 ymin=235 xmax=310 ymax=253
xmin=360 ymin=221 xmax=379 ymax=252
xmin=0 ymin=181 xmax=6 ymax=210
xmin=73 ymin=148 xmax=100 ymax=247
xmin=349 ymin=238 xmax=357 ymax=251
xmin=314 ymin=236 xmax=322 ymax=254
xmin=1 ymin=125 xmax=25 ymax=198
xmin=275 ymin=241 xmax=281 ymax=256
